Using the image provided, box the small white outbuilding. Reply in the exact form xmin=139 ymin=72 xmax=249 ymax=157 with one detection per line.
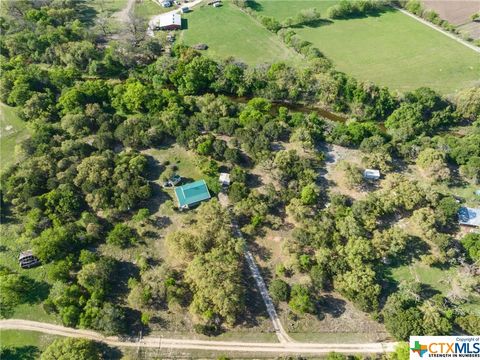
xmin=219 ymin=173 xmax=231 ymax=186
xmin=363 ymin=169 xmax=380 ymax=180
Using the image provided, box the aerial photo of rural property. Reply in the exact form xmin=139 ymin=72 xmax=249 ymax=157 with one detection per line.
xmin=0 ymin=0 xmax=479 ymax=358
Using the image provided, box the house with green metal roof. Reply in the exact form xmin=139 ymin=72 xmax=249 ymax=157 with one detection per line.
xmin=174 ymin=179 xmax=211 ymax=209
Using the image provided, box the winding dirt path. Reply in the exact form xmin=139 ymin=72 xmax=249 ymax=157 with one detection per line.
xmin=113 ymin=0 xmax=137 ymax=25
xmin=0 ymin=319 xmax=398 ymax=354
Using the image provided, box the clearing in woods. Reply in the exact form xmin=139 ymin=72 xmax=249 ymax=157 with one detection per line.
xmin=0 ymin=103 xmax=29 ymax=173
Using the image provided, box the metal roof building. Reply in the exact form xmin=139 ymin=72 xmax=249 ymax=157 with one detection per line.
xmin=156 ymin=13 xmax=181 ymax=30
xmin=458 ymin=207 xmax=480 ymax=227
xmin=174 ymin=180 xmax=211 ymax=209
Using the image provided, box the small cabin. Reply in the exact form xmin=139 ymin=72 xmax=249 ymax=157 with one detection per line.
xmin=363 ymin=169 xmax=380 ymax=181
xmin=219 ymin=173 xmax=230 ymax=186
xmin=174 ymin=180 xmax=211 ymax=210
xmin=18 ymin=250 xmax=40 ymax=269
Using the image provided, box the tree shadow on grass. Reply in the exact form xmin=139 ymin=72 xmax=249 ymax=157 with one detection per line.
xmin=239 ymin=263 xmax=270 ymax=329
xmin=144 ymin=154 xmax=165 ymax=182
xmin=292 ymin=18 xmax=334 ymax=29
xmin=0 ymin=345 xmax=40 ymax=360
xmin=317 ymin=294 xmax=347 ymax=319
xmin=77 ymin=2 xmax=98 ymax=27
xmin=246 ymin=0 xmax=263 ymax=12
xmin=25 ymin=279 xmax=50 ymax=305
xmin=100 ymin=343 xmax=123 ymax=360
xmin=144 ymin=183 xmax=171 ymax=215
xmin=109 ymin=261 xmax=140 ymax=302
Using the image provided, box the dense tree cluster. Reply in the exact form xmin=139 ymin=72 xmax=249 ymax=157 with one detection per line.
xmin=327 ymin=0 xmax=386 ymax=19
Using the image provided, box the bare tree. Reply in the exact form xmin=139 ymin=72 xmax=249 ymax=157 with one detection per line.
xmin=127 ymin=13 xmax=147 ymax=46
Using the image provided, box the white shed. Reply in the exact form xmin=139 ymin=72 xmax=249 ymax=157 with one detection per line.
xmin=363 ymin=169 xmax=380 ymax=180
xmin=157 ymin=13 xmax=181 ymax=30
xmin=219 ymin=173 xmax=231 ymax=186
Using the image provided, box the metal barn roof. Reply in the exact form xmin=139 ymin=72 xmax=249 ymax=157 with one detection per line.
xmin=174 ymin=180 xmax=211 ymax=208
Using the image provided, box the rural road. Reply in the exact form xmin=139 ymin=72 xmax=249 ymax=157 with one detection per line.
xmin=396 ymin=7 xmax=480 ymax=53
xmin=233 ymin=224 xmax=293 ymax=344
xmin=147 ymin=0 xmax=205 ymax=36
xmin=0 ymin=319 xmax=397 ymax=355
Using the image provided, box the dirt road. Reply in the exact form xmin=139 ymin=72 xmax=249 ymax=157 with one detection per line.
xmin=114 ymin=0 xmax=137 ymax=25
xmin=396 ymin=7 xmax=480 ymax=53
xmin=0 ymin=319 xmax=397 ymax=355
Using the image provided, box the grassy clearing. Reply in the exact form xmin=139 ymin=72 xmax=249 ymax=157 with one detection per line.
xmin=135 ymin=0 xmax=168 ymax=19
xmin=0 ymin=330 xmax=58 ymax=350
xmin=0 ymin=224 xmax=59 ymax=323
xmin=293 ymin=8 xmax=480 ymax=95
xmin=278 ymin=293 xmax=389 ymax=342
xmin=390 ymin=262 xmax=456 ymax=296
xmin=254 ymin=0 xmax=339 ymax=21
xmin=89 ymin=0 xmax=129 ymax=14
xmin=179 ymin=2 xmax=301 ymax=65
xmin=0 ymin=103 xmax=29 ymax=173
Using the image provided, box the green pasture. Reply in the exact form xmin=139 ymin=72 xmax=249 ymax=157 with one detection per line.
xmin=180 ymin=2 xmax=301 ymax=65
xmin=252 ymin=1 xmax=480 ymax=94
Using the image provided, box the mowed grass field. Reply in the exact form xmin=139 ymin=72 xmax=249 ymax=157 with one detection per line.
xmin=255 ymin=2 xmax=480 ymax=94
xmin=180 ymin=2 xmax=301 ymax=65
xmin=135 ymin=0 xmax=169 ymax=19
xmin=0 ymin=103 xmax=29 ymax=173
xmin=253 ymin=0 xmax=339 ymax=20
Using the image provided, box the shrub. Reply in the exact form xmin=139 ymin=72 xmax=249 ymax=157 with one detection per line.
xmin=269 ymin=279 xmax=290 ymax=303
xmin=106 ymin=224 xmax=137 ymax=248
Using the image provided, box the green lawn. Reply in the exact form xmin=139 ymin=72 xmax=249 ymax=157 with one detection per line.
xmin=0 ymin=224 xmax=58 ymax=324
xmin=135 ymin=0 xmax=168 ymax=19
xmin=89 ymin=0 xmax=129 ymax=14
xmin=254 ymin=0 xmax=339 ymax=21
xmin=390 ymin=261 xmax=480 ymax=315
xmin=0 ymin=103 xmax=29 ymax=173
xmin=293 ymin=8 xmax=480 ymax=95
xmin=390 ymin=262 xmax=456 ymax=296
xmin=0 ymin=330 xmax=58 ymax=351
xmin=251 ymin=2 xmax=480 ymax=94
xmin=179 ymin=2 xmax=301 ymax=65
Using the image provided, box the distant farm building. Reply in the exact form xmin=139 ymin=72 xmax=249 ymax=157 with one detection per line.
xmin=219 ymin=173 xmax=230 ymax=186
xmin=156 ymin=13 xmax=181 ymax=30
xmin=18 ymin=250 xmax=40 ymax=269
xmin=363 ymin=169 xmax=380 ymax=180
xmin=458 ymin=207 xmax=480 ymax=227
xmin=174 ymin=180 xmax=211 ymax=209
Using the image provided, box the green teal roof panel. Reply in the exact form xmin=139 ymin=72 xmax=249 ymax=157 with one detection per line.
xmin=174 ymin=180 xmax=211 ymax=207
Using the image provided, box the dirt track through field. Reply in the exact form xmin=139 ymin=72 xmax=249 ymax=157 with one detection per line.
xmin=0 ymin=319 xmax=398 ymax=355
